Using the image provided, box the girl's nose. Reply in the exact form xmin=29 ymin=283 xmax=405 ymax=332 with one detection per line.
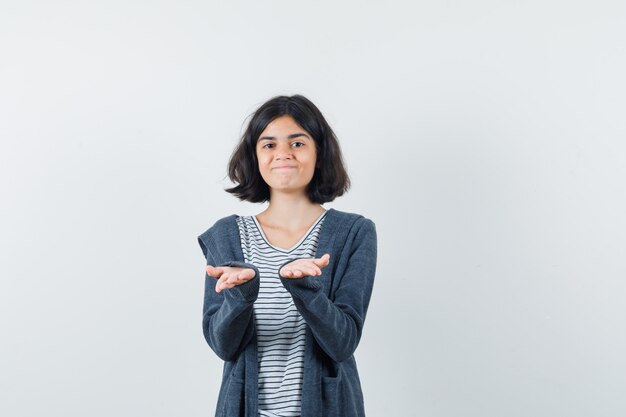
xmin=274 ymin=143 xmax=293 ymax=159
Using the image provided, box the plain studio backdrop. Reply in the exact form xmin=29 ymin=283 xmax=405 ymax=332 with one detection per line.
xmin=1 ymin=1 xmax=625 ymax=416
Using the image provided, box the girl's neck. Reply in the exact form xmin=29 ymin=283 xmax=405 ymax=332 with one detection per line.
xmin=257 ymin=192 xmax=325 ymax=231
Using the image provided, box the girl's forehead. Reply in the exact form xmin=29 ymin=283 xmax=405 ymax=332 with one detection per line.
xmin=258 ymin=117 xmax=312 ymax=141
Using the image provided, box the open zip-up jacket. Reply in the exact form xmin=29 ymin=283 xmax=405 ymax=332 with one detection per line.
xmin=197 ymin=208 xmax=377 ymax=417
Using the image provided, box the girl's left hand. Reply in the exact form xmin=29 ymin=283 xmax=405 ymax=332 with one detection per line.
xmin=280 ymin=253 xmax=331 ymax=278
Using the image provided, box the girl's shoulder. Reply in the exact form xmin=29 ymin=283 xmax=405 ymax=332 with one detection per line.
xmin=325 ymin=208 xmax=375 ymax=229
xmin=321 ymin=209 xmax=377 ymax=249
xmin=197 ymin=214 xmax=240 ymax=245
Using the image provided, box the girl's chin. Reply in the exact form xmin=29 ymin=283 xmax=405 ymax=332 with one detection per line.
xmin=269 ymin=185 xmax=309 ymax=195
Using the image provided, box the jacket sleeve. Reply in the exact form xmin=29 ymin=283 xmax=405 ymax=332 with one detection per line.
xmin=280 ymin=217 xmax=377 ymax=362
xmin=198 ymin=233 xmax=260 ymax=361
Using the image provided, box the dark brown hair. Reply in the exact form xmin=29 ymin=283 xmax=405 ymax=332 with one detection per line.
xmin=226 ymin=94 xmax=350 ymax=203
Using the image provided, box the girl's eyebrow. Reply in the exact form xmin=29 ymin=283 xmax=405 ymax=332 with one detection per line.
xmin=259 ymin=132 xmax=310 ymax=141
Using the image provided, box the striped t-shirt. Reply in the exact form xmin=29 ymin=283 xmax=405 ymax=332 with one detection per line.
xmin=236 ymin=211 xmax=327 ymax=417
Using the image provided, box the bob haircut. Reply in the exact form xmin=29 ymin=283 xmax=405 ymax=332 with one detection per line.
xmin=226 ymin=94 xmax=350 ymax=204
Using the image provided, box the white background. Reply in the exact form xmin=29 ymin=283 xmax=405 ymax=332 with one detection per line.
xmin=1 ymin=1 xmax=625 ymax=416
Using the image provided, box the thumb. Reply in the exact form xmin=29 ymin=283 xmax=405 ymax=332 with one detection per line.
xmin=314 ymin=253 xmax=330 ymax=266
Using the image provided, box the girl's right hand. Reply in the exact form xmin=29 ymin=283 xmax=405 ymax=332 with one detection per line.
xmin=206 ymin=265 xmax=256 ymax=293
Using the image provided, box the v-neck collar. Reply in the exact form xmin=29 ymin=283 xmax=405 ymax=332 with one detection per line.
xmin=252 ymin=209 xmax=328 ymax=253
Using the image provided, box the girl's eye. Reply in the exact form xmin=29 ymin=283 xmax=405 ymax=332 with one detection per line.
xmin=259 ymin=141 xmax=305 ymax=149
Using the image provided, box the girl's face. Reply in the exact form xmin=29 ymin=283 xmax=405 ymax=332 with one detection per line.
xmin=256 ymin=115 xmax=317 ymax=198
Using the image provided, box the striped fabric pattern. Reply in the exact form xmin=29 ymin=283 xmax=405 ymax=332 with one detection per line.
xmin=236 ymin=211 xmax=327 ymax=417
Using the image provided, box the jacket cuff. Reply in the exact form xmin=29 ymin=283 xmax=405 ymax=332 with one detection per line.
xmin=219 ymin=261 xmax=260 ymax=302
xmin=280 ymin=275 xmax=323 ymax=298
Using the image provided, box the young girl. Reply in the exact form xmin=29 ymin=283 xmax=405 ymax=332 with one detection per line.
xmin=197 ymin=95 xmax=377 ymax=417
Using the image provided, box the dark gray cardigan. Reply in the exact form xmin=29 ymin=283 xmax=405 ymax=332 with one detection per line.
xmin=197 ymin=208 xmax=377 ymax=417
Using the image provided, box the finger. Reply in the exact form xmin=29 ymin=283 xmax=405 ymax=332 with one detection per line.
xmin=217 ymin=269 xmax=254 ymax=291
xmin=294 ymin=262 xmax=322 ymax=276
xmin=222 ymin=281 xmax=237 ymax=290
xmin=305 ymin=266 xmax=321 ymax=276
xmin=215 ymin=274 xmax=230 ymax=293
xmin=226 ymin=274 xmax=241 ymax=285
xmin=225 ymin=273 xmax=247 ymax=288
xmin=294 ymin=266 xmax=316 ymax=277
xmin=206 ymin=265 xmax=224 ymax=278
